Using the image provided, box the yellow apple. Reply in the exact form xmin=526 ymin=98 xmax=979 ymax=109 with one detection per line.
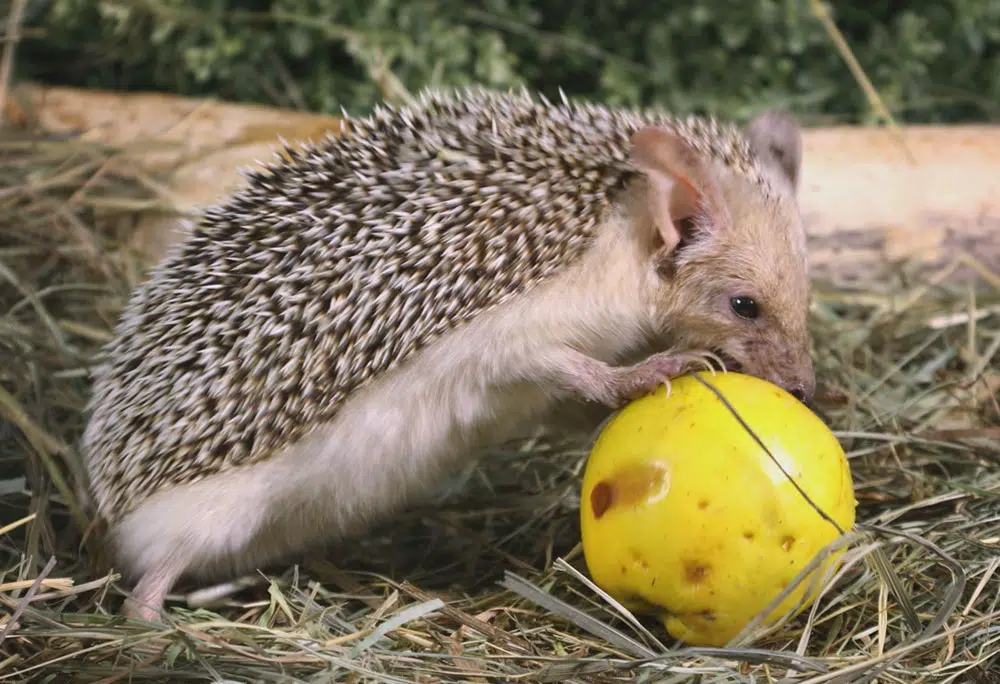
xmin=579 ymin=371 xmax=856 ymax=646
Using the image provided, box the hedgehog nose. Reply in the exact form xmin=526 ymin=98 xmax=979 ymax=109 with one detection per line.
xmin=781 ymin=360 xmax=816 ymax=406
xmin=785 ymin=379 xmax=815 ymax=406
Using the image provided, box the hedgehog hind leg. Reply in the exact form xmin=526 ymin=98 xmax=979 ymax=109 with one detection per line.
xmin=121 ymin=561 xmax=184 ymax=622
xmin=112 ymin=465 xmax=276 ymax=622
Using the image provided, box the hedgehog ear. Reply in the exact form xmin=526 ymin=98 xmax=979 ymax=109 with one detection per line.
xmin=629 ymin=126 xmax=731 ymax=257
xmin=745 ymin=109 xmax=802 ymax=193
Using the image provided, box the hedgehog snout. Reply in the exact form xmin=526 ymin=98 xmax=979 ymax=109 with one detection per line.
xmin=713 ymin=340 xmax=815 ymax=405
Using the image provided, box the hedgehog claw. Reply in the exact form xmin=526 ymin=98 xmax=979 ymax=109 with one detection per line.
xmin=691 ymin=350 xmax=729 ymax=375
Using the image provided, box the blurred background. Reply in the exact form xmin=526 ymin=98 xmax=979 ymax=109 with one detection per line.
xmin=15 ymin=0 xmax=1000 ymax=124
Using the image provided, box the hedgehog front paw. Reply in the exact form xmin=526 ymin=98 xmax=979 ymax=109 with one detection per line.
xmin=543 ymin=347 xmax=724 ymax=410
xmin=609 ymin=349 xmax=725 ymax=406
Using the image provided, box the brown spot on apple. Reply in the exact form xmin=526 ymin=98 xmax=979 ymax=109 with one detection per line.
xmin=589 ymin=461 xmax=670 ymax=520
xmin=685 ymin=561 xmax=710 ymax=584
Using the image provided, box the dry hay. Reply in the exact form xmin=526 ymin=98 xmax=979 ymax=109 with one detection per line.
xmin=0 ymin=122 xmax=998 ymax=684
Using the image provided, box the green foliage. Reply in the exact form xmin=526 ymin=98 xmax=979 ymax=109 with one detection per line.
xmin=19 ymin=0 xmax=1000 ymax=123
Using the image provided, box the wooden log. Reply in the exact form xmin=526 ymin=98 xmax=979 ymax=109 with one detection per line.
xmin=7 ymin=84 xmax=347 ymax=263
xmin=9 ymin=84 xmax=1000 ymax=287
xmin=798 ymin=126 xmax=1000 ymax=286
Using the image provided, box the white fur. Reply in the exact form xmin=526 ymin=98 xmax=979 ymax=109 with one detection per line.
xmin=113 ymin=212 xmax=658 ymax=592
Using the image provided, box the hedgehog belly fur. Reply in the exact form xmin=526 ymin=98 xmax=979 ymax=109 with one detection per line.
xmin=109 ymin=219 xmax=655 ymax=582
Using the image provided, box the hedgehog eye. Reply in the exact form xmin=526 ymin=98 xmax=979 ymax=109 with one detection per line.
xmin=730 ymin=296 xmax=759 ymax=320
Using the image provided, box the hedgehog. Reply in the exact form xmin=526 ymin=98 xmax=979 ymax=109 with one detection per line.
xmin=80 ymin=86 xmax=814 ymax=621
